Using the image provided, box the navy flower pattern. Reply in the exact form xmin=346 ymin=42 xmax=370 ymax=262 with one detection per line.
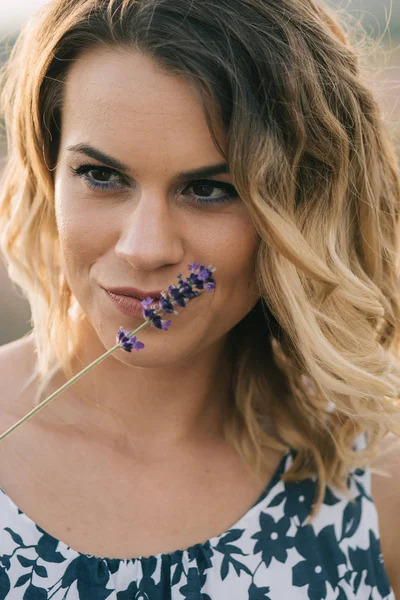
xmin=0 ymin=441 xmax=394 ymax=599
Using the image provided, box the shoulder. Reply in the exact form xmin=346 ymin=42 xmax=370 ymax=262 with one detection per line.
xmin=0 ymin=333 xmax=35 ymax=379
xmin=371 ymin=432 xmax=400 ymax=596
xmin=0 ymin=329 xmax=35 ymax=356
xmin=0 ymin=333 xmax=36 ymax=415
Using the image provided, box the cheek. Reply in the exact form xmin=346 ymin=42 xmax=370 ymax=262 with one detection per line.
xmin=56 ymin=205 xmax=92 ymax=268
xmin=54 ymin=186 xmax=114 ymax=268
xmin=207 ymin=214 xmax=259 ymax=282
xmin=201 ymin=213 xmax=260 ymax=314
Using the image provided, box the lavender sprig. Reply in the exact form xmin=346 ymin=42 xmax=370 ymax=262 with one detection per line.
xmin=0 ymin=262 xmax=217 ymax=442
xmin=116 ymin=262 xmax=216 ymax=351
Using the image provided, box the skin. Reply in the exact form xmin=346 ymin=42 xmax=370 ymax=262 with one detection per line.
xmin=370 ymin=436 xmax=400 ymax=597
xmin=51 ymin=45 xmax=261 ymax=458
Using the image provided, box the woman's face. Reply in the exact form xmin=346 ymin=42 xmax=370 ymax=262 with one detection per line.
xmin=54 ymin=46 xmax=260 ymax=365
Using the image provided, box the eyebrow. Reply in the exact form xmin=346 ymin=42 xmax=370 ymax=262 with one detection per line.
xmin=66 ymin=143 xmax=230 ymax=180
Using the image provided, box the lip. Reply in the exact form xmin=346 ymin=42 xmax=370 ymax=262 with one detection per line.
xmin=105 ymin=286 xmax=163 ymax=300
xmin=105 ymin=289 xmax=160 ymax=320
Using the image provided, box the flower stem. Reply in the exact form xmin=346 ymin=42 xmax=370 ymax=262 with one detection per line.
xmin=0 ymin=320 xmax=151 ymax=442
xmin=0 ymin=261 xmax=216 ymax=442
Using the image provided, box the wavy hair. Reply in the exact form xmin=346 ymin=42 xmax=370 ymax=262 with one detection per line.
xmin=1 ymin=0 xmax=400 ymax=519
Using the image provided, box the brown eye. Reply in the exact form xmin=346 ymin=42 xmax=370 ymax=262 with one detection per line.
xmin=70 ymin=164 xmax=127 ymax=191
xmin=183 ymin=179 xmax=238 ymax=205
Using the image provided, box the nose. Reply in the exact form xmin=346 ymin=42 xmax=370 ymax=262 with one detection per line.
xmin=114 ymin=192 xmax=184 ymax=272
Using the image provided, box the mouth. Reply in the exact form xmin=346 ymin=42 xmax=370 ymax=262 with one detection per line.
xmin=105 ymin=286 xmax=163 ymax=301
xmin=105 ymin=289 xmax=161 ymax=320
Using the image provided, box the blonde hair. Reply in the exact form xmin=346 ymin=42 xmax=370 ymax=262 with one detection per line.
xmin=1 ymin=0 xmax=400 ymax=520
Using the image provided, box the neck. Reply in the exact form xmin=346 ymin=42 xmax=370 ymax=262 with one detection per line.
xmin=37 ymin=312 xmax=235 ymax=461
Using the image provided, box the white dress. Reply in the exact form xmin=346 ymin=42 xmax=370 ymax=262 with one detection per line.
xmin=0 ymin=438 xmax=395 ymax=599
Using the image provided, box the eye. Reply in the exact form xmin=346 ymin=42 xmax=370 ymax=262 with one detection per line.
xmin=183 ymin=180 xmax=239 ymax=205
xmin=70 ymin=164 xmax=239 ymax=205
xmin=70 ymin=164 xmax=127 ymax=191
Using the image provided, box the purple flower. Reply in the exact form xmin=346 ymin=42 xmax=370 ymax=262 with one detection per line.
xmin=116 ymin=328 xmax=145 ymax=352
xmin=198 ymin=266 xmax=213 ymax=282
xmin=168 ymin=285 xmax=189 ymax=307
xmin=188 ymin=262 xmax=199 ymax=273
xmin=141 ymin=308 xmax=173 ymax=331
xmin=117 ymin=261 xmax=216 ymax=350
xmin=140 ymin=296 xmax=159 ymax=309
xmin=159 ymin=293 xmax=176 ymax=314
xmin=187 ymin=264 xmax=216 ymax=293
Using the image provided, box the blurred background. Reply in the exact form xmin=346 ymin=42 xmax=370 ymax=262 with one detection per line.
xmin=0 ymin=0 xmax=399 ymax=345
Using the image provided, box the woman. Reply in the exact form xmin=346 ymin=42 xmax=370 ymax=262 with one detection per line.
xmin=0 ymin=0 xmax=399 ymax=598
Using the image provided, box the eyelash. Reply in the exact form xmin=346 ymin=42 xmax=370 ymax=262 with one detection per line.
xmin=70 ymin=164 xmax=239 ymax=205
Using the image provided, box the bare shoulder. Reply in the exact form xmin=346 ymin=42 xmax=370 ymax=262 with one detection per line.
xmin=0 ymin=333 xmax=36 ymax=415
xmin=0 ymin=333 xmax=35 ymax=368
xmin=371 ymin=432 xmax=400 ymax=596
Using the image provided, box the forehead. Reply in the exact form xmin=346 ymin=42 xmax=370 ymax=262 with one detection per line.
xmin=59 ymin=46 xmax=225 ymax=166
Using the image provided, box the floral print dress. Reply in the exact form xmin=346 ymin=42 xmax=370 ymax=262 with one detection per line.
xmin=0 ymin=440 xmax=395 ymax=599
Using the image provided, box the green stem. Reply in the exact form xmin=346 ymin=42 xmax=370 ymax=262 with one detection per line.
xmin=0 ymin=320 xmax=151 ymax=442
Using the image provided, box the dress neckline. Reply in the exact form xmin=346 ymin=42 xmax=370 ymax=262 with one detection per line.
xmin=0 ymin=448 xmax=292 ymax=564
